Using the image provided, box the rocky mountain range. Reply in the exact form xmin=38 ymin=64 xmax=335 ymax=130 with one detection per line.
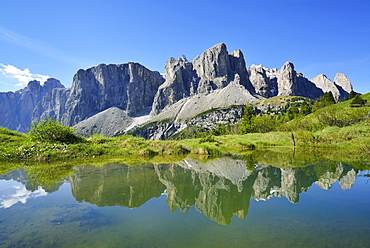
xmin=0 ymin=43 xmax=353 ymax=138
xmin=0 ymin=78 xmax=64 ymax=132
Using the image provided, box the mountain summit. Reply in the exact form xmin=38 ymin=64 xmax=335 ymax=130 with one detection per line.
xmin=0 ymin=43 xmax=353 ymax=138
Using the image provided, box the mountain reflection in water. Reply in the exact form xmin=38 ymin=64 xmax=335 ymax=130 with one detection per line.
xmin=66 ymin=157 xmax=356 ymax=225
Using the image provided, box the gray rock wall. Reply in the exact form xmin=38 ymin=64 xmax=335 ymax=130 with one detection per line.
xmin=0 ymin=78 xmax=64 ymax=132
xmin=61 ymin=62 xmax=164 ymax=126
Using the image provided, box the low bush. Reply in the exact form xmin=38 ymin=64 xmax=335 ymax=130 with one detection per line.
xmin=29 ymin=118 xmax=84 ymax=144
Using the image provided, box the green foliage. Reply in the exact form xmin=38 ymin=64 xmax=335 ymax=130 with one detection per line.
xmin=241 ymin=104 xmax=256 ymax=134
xmin=253 ymin=115 xmax=280 ymax=133
xmin=199 ymin=135 xmax=217 ymax=143
xmin=315 ymin=103 xmax=369 ymax=127
xmin=29 ymin=118 xmax=84 ymax=144
xmin=287 ymin=106 xmax=299 ymax=120
xmin=299 ymin=102 xmax=312 ymax=116
xmin=238 ymin=142 xmax=256 ymax=149
xmin=349 ymin=90 xmax=357 ymax=100
xmin=350 ymin=95 xmax=367 ymax=105
xmin=323 ymin=91 xmax=336 ymax=104
xmin=313 ymin=91 xmax=336 ymax=111
xmin=211 ymin=124 xmax=228 ymax=136
xmin=193 ymin=144 xmax=221 ymax=156
xmin=169 ymin=126 xmax=209 ymax=140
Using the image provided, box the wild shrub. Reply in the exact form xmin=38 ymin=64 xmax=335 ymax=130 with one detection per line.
xmin=316 ymin=108 xmax=348 ymax=127
xmin=199 ymin=135 xmax=217 ymax=143
xmin=253 ymin=115 xmax=280 ymax=133
xmin=29 ymin=118 xmax=84 ymax=144
xmin=238 ymin=142 xmax=256 ymax=149
xmin=211 ymin=124 xmax=228 ymax=136
xmin=313 ymin=91 xmax=336 ymax=111
xmin=349 ymin=90 xmax=357 ymax=100
xmin=351 ymin=95 xmax=367 ymax=105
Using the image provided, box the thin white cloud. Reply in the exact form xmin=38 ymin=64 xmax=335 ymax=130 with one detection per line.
xmin=0 ymin=185 xmax=47 ymax=209
xmin=0 ymin=26 xmax=92 ymax=67
xmin=0 ymin=63 xmax=50 ymax=87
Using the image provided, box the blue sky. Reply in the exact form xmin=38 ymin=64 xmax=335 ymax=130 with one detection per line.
xmin=0 ymin=0 xmax=369 ymax=93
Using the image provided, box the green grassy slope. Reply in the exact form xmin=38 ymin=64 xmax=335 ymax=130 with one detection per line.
xmin=0 ymin=94 xmax=369 ymax=162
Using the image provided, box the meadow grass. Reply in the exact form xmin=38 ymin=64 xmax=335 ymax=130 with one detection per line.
xmin=1 ymin=93 xmax=370 ymax=162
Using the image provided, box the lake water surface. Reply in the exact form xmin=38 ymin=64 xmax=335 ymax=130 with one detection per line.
xmin=1 ymin=151 xmax=370 ymax=247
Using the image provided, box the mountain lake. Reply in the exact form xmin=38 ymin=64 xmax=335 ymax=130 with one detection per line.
xmin=0 ymin=150 xmax=369 ymax=247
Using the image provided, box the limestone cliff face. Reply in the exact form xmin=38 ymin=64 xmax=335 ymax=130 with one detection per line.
xmin=151 ymin=56 xmax=195 ymax=115
xmin=334 ymin=73 xmax=353 ymax=97
xmin=247 ymin=65 xmax=277 ymax=98
xmin=311 ymin=74 xmax=341 ymax=101
xmin=247 ymin=62 xmax=351 ymax=101
xmin=32 ymin=87 xmax=70 ymax=123
xmin=1 ymin=43 xmax=356 ymax=139
xmin=61 ymin=63 xmax=164 ymax=126
xmin=0 ymin=78 xmax=64 ymax=132
xmin=275 ymin=62 xmax=324 ymax=99
xmin=192 ymin=43 xmax=253 ymax=94
xmin=151 ymin=43 xmax=255 ymax=116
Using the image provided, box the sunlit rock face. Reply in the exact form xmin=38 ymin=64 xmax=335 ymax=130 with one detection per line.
xmin=192 ymin=43 xmax=253 ymax=94
xmin=247 ymin=65 xmax=277 ymax=98
xmin=32 ymin=87 xmax=71 ymax=123
xmin=151 ymin=43 xmax=256 ymax=116
xmin=62 ymin=63 xmax=164 ymax=126
xmin=0 ymin=78 xmax=64 ymax=132
xmin=150 ymin=56 xmax=195 ymax=116
xmin=334 ymin=73 xmax=353 ymax=96
xmin=21 ymin=43 xmax=353 ymax=139
xmin=311 ymin=74 xmax=341 ymax=102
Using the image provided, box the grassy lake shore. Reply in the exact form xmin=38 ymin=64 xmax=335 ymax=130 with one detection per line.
xmin=1 ymin=93 xmax=369 ymax=163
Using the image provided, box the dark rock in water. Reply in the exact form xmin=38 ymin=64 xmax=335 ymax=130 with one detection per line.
xmin=61 ymin=62 xmax=164 ymax=126
xmin=0 ymin=78 xmax=64 ymax=132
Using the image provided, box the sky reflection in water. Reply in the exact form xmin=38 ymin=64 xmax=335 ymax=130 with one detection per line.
xmin=0 ymin=154 xmax=369 ymax=247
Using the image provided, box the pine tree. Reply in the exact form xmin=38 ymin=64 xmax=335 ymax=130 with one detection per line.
xmin=241 ymin=104 xmax=256 ymax=133
xmin=299 ymin=102 xmax=311 ymax=116
xmin=350 ymin=94 xmax=365 ymax=105
xmin=349 ymin=90 xmax=357 ymax=100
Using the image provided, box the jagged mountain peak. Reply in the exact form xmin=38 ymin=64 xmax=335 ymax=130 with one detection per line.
xmin=0 ymin=43 xmax=355 ymax=139
xmin=334 ymin=72 xmax=353 ymax=94
xmin=0 ymin=78 xmax=64 ymax=132
xmin=280 ymin=61 xmax=295 ymax=70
